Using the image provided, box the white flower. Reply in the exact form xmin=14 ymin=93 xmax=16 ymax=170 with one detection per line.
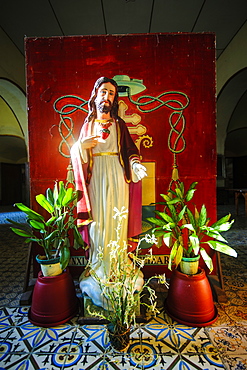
xmin=144 ymin=234 xmax=158 ymax=244
xmin=113 ymin=206 xmax=128 ymax=220
xmin=157 ymin=273 xmax=169 ymax=288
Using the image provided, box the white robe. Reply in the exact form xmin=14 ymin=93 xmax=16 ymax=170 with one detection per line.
xmin=79 ymin=120 xmax=143 ymax=308
xmin=88 ymin=120 xmax=129 ymax=274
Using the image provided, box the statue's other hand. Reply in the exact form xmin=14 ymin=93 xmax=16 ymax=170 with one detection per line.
xmin=132 ymin=162 xmax=147 ymax=181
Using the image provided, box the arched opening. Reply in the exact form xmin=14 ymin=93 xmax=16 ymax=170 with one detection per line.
xmin=216 ymin=68 xmax=247 ymax=205
xmin=0 ymin=78 xmax=29 ymax=205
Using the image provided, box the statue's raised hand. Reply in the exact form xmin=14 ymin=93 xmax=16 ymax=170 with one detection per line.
xmin=81 ymin=135 xmax=100 ymax=149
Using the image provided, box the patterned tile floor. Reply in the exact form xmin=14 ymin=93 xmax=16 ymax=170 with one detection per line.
xmin=0 ymin=203 xmax=247 ymax=370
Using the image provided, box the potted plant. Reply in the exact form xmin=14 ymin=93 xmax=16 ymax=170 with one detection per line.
xmin=146 ymin=180 xmax=237 ymax=274
xmin=8 ymin=180 xmax=84 ymax=276
xmin=8 ymin=181 xmax=85 ymax=327
xmin=86 ymin=207 xmax=168 ymax=351
xmin=146 ymin=180 xmax=237 ymax=326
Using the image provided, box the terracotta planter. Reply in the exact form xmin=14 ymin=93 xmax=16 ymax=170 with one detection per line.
xmin=107 ymin=323 xmax=130 ymax=351
xmin=180 ymin=255 xmax=200 ymax=275
xmin=29 ymin=269 xmax=78 ymax=327
xmin=36 ymin=255 xmax=62 ymax=277
xmin=165 ymin=268 xmax=218 ymax=327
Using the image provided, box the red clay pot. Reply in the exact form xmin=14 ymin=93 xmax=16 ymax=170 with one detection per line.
xmin=29 ymin=269 xmax=78 ymax=327
xmin=165 ymin=268 xmax=218 ymax=327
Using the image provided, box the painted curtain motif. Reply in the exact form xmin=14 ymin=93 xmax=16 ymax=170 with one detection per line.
xmin=26 ymin=33 xmax=216 ymax=277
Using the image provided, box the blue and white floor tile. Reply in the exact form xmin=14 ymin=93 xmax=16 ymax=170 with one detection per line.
xmin=1 ymin=204 xmax=247 ymax=369
xmin=206 ymin=325 xmax=247 ymax=370
xmin=0 ymin=306 xmax=234 ymax=370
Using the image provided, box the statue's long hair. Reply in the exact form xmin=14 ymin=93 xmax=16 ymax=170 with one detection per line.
xmin=85 ymin=77 xmax=120 ymax=123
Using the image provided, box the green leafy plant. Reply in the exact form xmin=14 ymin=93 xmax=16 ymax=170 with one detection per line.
xmin=8 ymin=181 xmax=84 ymax=270
xmin=147 ymin=181 xmax=237 ymax=272
xmin=86 ymin=207 xmax=168 ymax=331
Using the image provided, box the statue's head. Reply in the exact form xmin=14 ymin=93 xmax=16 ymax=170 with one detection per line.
xmin=87 ymin=77 xmax=119 ymax=120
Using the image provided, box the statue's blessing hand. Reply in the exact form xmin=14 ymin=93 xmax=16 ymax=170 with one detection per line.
xmin=81 ymin=135 xmax=100 ymax=149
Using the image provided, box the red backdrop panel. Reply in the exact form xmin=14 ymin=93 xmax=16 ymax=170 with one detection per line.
xmin=25 ymin=33 xmax=216 ymax=278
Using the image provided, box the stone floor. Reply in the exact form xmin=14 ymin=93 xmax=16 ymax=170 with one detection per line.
xmin=0 ymin=203 xmax=246 ymax=370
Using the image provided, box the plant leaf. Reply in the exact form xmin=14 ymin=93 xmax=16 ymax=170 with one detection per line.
xmin=46 ymin=188 xmax=54 ymax=207
xmin=173 ymin=243 xmax=183 ymax=267
xmin=14 ymin=203 xmax=44 ymax=222
xmin=73 ymin=227 xmax=85 ymax=247
xmin=167 ymin=189 xmax=177 ymax=197
xmin=186 ymin=207 xmax=196 ymax=228
xmin=153 ymin=229 xmax=168 ymax=237
xmin=211 ymin=214 xmax=231 ymax=228
xmin=194 ymin=206 xmax=200 ymax=223
xmin=53 ymin=181 xmax=59 ymax=204
xmin=163 ymin=232 xmax=172 ymax=247
xmin=182 ymin=223 xmax=195 ymax=232
xmin=200 ymin=247 xmax=214 ymax=272
xmin=57 ymin=181 xmax=66 ymax=206
xmin=44 ymin=229 xmax=59 ymax=241
xmin=175 ymin=187 xmax=183 ymax=199
xmin=188 ymin=181 xmax=198 ymax=190
xmin=167 ymin=203 xmax=177 ymax=221
xmin=62 ymin=187 xmax=75 ymax=206
xmin=168 ymin=241 xmax=179 ymax=270
xmin=160 ymin=194 xmax=171 ymax=202
xmin=46 ymin=216 xmax=57 ymax=227
xmin=29 ymin=219 xmax=45 ymax=230
xmin=179 ymin=182 xmax=184 ymax=195
xmin=60 ymin=239 xmax=70 ymax=270
xmin=146 ymin=217 xmax=166 ymax=227
xmin=10 ymin=227 xmax=33 ymax=238
xmin=36 ymin=194 xmax=54 ymax=214
xmin=212 ymin=219 xmax=234 ymax=232
xmin=189 ymin=234 xmax=200 ymax=255
xmin=177 ymin=206 xmax=186 ymax=222
xmin=155 ymin=210 xmax=173 ymax=223
xmin=203 ymin=227 xmax=228 ymax=242
xmin=185 ymin=188 xmax=196 ymax=201
xmin=205 ymin=240 xmax=237 ymax=257
xmin=198 ymin=204 xmax=207 ymax=227
xmin=167 ymin=197 xmax=180 ymax=205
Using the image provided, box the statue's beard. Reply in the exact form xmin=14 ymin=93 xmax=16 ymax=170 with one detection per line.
xmin=96 ymin=100 xmax=112 ymax=113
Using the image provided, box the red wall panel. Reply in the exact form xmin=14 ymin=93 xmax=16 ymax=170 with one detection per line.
xmin=26 ymin=33 xmax=216 ymax=277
